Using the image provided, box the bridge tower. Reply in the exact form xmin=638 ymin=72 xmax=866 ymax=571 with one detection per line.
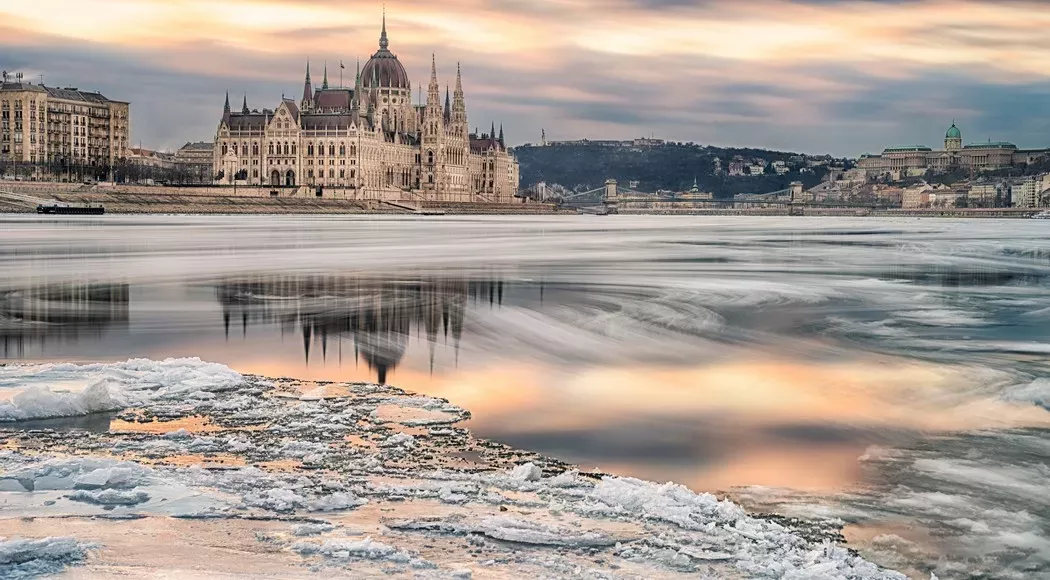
xmin=603 ymin=179 xmax=619 ymax=213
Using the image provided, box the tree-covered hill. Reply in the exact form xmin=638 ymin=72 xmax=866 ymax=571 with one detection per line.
xmin=513 ymin=142 xmax=833 ymax=199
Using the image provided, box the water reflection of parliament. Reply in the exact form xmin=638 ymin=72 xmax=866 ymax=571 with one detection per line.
xmin=217 ymin=277 xmax=508 ymax=383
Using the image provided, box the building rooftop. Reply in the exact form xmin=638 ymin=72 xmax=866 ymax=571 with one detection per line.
xmin=881 ymin=146 xmax=932 ymax=153
xmin=964 ymin=141 xmax=1017 ymax=150
xmin=884 ymin=146 xmax=933 ymax=152
xmin=0 ymin=81 xmax=47 ymax=93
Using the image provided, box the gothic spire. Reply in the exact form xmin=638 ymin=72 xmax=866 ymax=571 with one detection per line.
xmin=379 ymin=6 xmax=389 ymax=50
xmin=242 ymin=94 xmax=249 ymax=114
xmin=223 ymin=90 xmax=231 ymax=117
xmin=322 ymin=61 xmax=329 ymax=89
xmin=427 ymin=54 xmax=440 ymax=107
xmin=301 ymin=60 xmax=313 ymax=105
xmin=499 ymin=123 xmax=504 ymax=147
xmin=451 ymin=63 xmax=467 ymax=138
xmin=490 ymin=121 xmax=496 ymax=140
xmin=443 ymin=86 xmax=451 ymax=123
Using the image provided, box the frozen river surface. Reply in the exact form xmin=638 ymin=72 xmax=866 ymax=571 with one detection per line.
xmin=1 ymin=214 xmax=1049 ymax=578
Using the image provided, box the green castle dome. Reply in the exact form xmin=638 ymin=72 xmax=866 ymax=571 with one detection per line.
xmin=946 ymin=123 xmax=962 ymax=139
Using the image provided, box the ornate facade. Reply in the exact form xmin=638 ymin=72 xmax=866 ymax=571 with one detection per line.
xmin=857 ymin=122 xmax=1049 ymax=178
xmin=213 ymin=18 xmax=519 ymax=203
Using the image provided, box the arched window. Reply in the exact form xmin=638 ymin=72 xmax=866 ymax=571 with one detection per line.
xmin=252 ymin=143 xmax=258 ymax=155
xmin=339 ymin=143 xmax=346 ymax=155
xmin=268 ymin=142 xmax=274 ymax=155
xmin=308 ymin=144 xmax=314 ymax=155
xmin=427 ymin=151 xmax=433 ymax=164
xmin=221 ymin=143 xmax=228 ymax=155
xmin=242 ymin=144 xmax=248 ymax=155
xmin=329 ymin=143 xmax=335 ymax=156
xmin=291 ymin=143 xmax=297 ymax=154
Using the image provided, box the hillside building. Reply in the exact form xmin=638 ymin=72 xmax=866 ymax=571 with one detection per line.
xmin=856 ymin=122 xmax=1049 ymax=179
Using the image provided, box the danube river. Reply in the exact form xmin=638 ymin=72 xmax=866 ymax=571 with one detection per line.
xmin=2 ymin=214 xmax=1049 ymax=578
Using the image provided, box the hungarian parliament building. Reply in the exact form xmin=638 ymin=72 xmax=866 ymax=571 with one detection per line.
xmin=213 ymin=17 xmax=520 ymax=203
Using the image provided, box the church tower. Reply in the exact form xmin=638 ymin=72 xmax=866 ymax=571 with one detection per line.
xmin=451 ymin=63 xmax=468 ymax=140
xmin=301 ymin=61 xmax=313 ymax=112
xmin=422 ymin=54 xmax=444 ymax=196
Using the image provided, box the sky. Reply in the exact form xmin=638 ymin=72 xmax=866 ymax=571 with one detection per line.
xmin=3 ymin=0 xmax=1050 ymax=156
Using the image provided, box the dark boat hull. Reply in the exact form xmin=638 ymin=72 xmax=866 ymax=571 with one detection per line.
xmin=36 ymin=205 xmax=105 ymax=215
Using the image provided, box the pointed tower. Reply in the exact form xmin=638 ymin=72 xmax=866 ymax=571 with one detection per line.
xmin=322 ymin=62 xmax=329 ymax=90
xmin=353 ymin=58 xmax=364 ymax=124
xmin=499 ymin=123 xmax=505 ymax=148
xmin=242 ymin=94 xmax=249 ymax=114
xmin=370 ymin=65 xmax=380 ymax=128
xmin=301 ymin=61 xmax=313 ymax=111
xmin=490 ymin=121 xmax=496 ymax=141
xmin=223 ymin=90 xmax=231 ymax=121
xmin=452 ymin=62 xmax=468 ymax=140
xmin=443 ymin=86 xmax=451 ymax=124
xmin=425 ymin=54 xmax=443 ymax=132
xmin=423 ymin=54 xmax=444 ymax=194
xmin=380 ymin=7 xmax=389 ymax=50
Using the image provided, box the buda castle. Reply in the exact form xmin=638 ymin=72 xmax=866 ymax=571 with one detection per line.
xmin=213 ymin=16 xmax=519 ymax=203
xmin=857 ymin=122 xmax=1050 ymax=178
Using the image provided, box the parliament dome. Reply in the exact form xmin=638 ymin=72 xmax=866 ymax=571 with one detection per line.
xmin=946 ymin=123 xmax=962 ymax=139
xmin=361 ymin=17 xmax=410 ymax=89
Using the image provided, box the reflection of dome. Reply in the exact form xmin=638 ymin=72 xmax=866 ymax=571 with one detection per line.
xmin=356 ymin=330 xmax=408 ymax=384
xmin=946 ymin=123 xmax=961 ymax=139
xmin=361 ymin=17 xmax=410 ymax=89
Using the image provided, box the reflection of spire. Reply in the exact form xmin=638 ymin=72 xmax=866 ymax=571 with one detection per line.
xmin=209 ymin=275 xmax=509 ymax=383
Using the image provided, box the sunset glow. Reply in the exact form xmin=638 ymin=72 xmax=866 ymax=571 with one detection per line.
xmin=3 ymin=0 xmax=1049 ymax=154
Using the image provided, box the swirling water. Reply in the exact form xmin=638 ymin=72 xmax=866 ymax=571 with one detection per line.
xmin=1 ymin=214 xmax=1049 ymax=578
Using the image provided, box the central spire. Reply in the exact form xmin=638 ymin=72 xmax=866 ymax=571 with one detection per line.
xmin=379 ymin=7 xmax=389 ymax=50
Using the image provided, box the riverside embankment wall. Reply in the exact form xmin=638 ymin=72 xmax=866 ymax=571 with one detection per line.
xmin=0 ymin=182 xmax=562 ymax=215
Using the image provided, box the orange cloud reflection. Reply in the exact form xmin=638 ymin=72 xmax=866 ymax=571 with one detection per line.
xmin=219 ymin=349 xmax=1050 ymax=494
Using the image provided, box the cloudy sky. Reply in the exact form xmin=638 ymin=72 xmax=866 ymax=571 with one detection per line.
xmin=3 ymin=0 xmax=1050 ymax=155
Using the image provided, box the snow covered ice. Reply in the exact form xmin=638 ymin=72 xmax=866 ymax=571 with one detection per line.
xmin=0 ymin=358 xmax=243 ymax=422
xmin=0 ymin=359 xmax=918 ymax=578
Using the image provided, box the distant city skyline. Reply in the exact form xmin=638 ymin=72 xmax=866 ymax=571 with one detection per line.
xmin=3 ymin=0 xmax=1050 ymax=156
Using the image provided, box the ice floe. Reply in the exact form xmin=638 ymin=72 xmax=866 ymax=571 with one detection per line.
xmin=0 ymin=362 xmax=916 ymax=578
xmin=0 ymin=536 xmax=95 ymax=579
xmin=0 ymin=358 xmax=243 ymax=422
